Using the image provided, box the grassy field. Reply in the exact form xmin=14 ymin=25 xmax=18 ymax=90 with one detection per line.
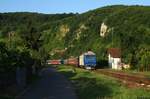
xmin=56 ymin=65 xmax=150 ymax=99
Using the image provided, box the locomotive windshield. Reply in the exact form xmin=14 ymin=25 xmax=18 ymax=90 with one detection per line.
xmin=85 ymin=55 xmax=96 ymax=60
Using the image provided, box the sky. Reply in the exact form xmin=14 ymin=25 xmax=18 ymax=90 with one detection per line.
xmin=0 ymin=0 xmax=150 ymax=14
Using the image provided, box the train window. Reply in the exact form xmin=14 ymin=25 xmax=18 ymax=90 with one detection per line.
xmin=85 ymin=55 xmax=96 ymax=60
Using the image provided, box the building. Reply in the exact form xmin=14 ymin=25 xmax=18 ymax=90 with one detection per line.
xmin=108 ymin=48 xmax=121 ymax=70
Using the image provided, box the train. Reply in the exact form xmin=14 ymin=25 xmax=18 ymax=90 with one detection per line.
xmin=46 ymin=59 xmax=62 ymax=65
xmin=64 ymin=56 xmax=79 ymax=66
xmin=47 ymin=51 xmax=96 ymax=69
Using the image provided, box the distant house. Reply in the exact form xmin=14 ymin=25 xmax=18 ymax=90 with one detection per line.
xmin=108 ymin=48 xmax=121 ymax=70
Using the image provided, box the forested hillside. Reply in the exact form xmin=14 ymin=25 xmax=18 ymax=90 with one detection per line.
xmin=40 ymin=5 xmax=150 ymax=70
xmin=0 ymin=12 xmax=74 ymax=65
xmin=0 ymin=12 xmax=75 ymax=91
xmin=0 ymin=5 xmax=150 ymax=71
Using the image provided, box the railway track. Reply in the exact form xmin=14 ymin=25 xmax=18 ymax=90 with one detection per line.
xmin=66 ymin=65 xmax=150 ymax=88
xmin=95 ymin=69 xmax=150 ymax=88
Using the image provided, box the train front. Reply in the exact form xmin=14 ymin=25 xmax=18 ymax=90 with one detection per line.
xmin=84 ymin=51 xmax=96 ymax=70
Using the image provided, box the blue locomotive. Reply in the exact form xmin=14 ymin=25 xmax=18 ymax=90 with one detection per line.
xmin=79 ymin=51 xmax=96 ymax=69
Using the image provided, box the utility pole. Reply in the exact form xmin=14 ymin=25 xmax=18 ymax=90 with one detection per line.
xmin=112 ymin=28 xmax=114 ymax=48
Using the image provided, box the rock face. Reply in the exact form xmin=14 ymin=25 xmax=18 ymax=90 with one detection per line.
xmin=76 ymin=24 xmax=87 ymax=40
xmin=100 ymin=22 xmax=108 ymax=37
xmin=59 ymin=25 xmax=70 ymax=39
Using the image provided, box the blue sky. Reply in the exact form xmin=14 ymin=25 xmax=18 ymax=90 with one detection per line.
xmin=0 ymin=0 xmax=150 ymax=14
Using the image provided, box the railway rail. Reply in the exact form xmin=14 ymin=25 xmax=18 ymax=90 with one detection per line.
xmin=95 ymin=69 xmax=150 ymax=88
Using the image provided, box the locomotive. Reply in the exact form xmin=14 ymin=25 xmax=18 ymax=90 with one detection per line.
xmin=79 ymin=51 xmax=96 ymax=69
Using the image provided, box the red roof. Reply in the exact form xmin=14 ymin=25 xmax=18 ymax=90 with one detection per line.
xmin=108 ymin=48 xmax=121 ymax=58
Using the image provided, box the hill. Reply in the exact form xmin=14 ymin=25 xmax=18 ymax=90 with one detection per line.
xmin=40 ymin=5 xmax=150 ymax=70
xmin=0 ymin=5 xmax=150 ymax=70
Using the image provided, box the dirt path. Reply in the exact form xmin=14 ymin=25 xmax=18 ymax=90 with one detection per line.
xmin=17 ymin=67 xmax=77 ymax=99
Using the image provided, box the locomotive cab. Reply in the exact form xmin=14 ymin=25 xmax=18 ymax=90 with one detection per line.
xmin=84 ymin=55 xmax=96 ymax=69
xmin=79 ymin=51 xmax=96 ymax=70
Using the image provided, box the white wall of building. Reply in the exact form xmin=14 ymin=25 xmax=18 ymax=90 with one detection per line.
xmin=108 ymin=54 xmax=121 ymax=70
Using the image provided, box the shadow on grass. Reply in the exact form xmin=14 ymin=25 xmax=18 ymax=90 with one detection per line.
xmin=75 ymin=77 xmax=113 ymax=99
xmin=60 ymin=70 xmax=77 ymax=78
xmin=59 ymin=70 xmax=113 ymax=99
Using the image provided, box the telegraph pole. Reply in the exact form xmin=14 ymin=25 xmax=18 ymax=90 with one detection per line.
xmin=112 ymin=28 xmax=114 ymax=48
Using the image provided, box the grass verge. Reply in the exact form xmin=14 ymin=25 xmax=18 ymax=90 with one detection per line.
xmin=57 ymin=65 xmax=150 ymax=99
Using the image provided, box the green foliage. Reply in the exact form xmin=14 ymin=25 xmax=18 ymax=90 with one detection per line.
xmin=136 ymin=45 xmax=150 ymax=71
xmin=0 ymin=5 xmax=150 ymax=70
xmin=0 ymin=42 xmax=34 ymax=73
